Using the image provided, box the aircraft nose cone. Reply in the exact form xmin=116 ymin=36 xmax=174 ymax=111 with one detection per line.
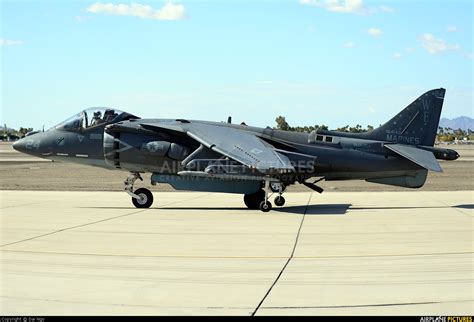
xmin=12 ymin=138 xmax=26 ymax=153
xmin=12 ymin=136 xmax=43 ymax=157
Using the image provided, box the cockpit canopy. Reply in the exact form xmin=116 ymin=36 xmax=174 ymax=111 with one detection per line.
xmin=54 ymin=108 xmax=139 ymax=131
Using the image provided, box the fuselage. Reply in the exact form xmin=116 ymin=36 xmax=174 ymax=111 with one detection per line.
xmin=13 ymin=116 xmax=459 ymax=186
xmin=11 ymin=89 xmax=461 ymax=211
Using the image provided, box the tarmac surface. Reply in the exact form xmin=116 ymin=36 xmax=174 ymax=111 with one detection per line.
xmin=1 ymin=190 xmax=473 ymax=315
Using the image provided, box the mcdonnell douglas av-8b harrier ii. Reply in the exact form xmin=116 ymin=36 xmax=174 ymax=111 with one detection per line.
xmin=13 ymin=88 xmax=459 ymax=212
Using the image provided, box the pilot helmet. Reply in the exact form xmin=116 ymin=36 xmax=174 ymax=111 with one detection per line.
xmin=104 ymin=109 xmax=117 ymax=121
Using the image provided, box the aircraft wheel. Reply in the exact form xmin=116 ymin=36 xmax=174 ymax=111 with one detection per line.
xmin=244 ymin=190 xmax=265 ymax=209
xmin=274 ymin=196 xmax=285 ymax=207
xmin=244 ymin=194 xmax=258 ymax=209
xmin=132 ymin=188 xmax=154 ymax=208
xmin=259 ymin=200 xmax=272 ymax=212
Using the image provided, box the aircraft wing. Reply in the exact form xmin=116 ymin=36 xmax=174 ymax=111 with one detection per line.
xmin=140 ymin=122 xmax=187 ymax=134
xmin=384 ymin=143 xmax=442 ymax=172
xmin=187 ymin=124 xmax=294 ymax=172
xmin=140 ymin=122 xmax=295 ymax=173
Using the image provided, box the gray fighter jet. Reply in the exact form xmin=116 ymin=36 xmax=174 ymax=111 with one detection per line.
xmin=13 ymin=88 xmax=459 ymax=211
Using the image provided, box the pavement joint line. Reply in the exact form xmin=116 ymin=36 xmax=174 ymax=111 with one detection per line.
xmin=0 ymin=209 xmax=148 ymax=248
xmin=1 ymin=201 xmax=59 ymax=210
xmin=0 ymin=192 xmax=214 ymax=248
xmin=419 ymin=191 xmax=473 ymax=218
xmin=5 ymin=228 xmax=474 ymax=235
xmin=1 ymin=249 xmax=472 ymax=259
xmin=2 ymin=295 xmax=471 ymax=311
xmin=0 ymin=193 xmax=99 ymax=210
xmin=0 ymin=295 xmax=251 ymax=310
xmin=251 ymin=192 xmax=313 ymax=317
xmin=259 ymin=299 xmax=474 ymax=309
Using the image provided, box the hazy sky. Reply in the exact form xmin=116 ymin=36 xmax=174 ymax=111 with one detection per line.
xmin=1 ymin=0 xmax=472 ymax=130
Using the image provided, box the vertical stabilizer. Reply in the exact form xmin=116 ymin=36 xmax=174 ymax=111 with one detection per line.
xmin=365 ymin=88 xmax=445 ymax=146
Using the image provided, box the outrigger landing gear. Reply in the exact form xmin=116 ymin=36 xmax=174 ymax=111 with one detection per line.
xmin=125 ymin=172 xmax=154 ymax=208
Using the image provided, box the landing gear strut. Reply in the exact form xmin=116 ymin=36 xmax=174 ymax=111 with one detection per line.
xmin=270 ymin=182 xmax=286 ymax=193
xmin=259 ymin=179 xmax=272 ymax=212
xmin=125 ymin=172 xmax=154 ymax=208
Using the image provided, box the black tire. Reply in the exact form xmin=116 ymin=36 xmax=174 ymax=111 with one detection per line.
xmin=274 ymin=196 xmax=286 ymax=207
xmin=244 ymin=194 xmax=258 ymax=209
xmin=132 ymin=188 xmax=154 ymax=208
xmin=243 ymin=189 xmax=265 ymax=209
xmin=259 ymin=200 xmax=272 ymax=212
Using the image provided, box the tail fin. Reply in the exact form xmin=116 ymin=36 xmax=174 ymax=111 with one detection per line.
xmin=365 ymin=88 xmax=445 ymax=146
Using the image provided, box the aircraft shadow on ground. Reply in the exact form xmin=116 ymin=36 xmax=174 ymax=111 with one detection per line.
xmin=77 ymin=204 xmax=472 ymax=215
xmin=274 ymin=204 xmax=351 ymax=215
xmin=453 ymin=204 xmax=474 ymax=209
xmin=350 ymin=205 xmax=473 ymax=211
xmin=159 ymin=204 xmax=352 ymax=215
xmin=78 ymin=204 xmax=352 ymax=215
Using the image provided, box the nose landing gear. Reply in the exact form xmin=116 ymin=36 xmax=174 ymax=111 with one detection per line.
xmin=125 ymin=172 xmax=154 ymax=208
xmin=132 ymin=188 xmax=154 ymax=208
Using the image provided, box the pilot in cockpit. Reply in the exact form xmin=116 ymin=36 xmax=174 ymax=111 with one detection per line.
xmin=103 ymin=109 xmax=118 ymax=123
xmin=53 ymin=108 xmax=138 ymax=132
xmin=90 ymin=111 xmax=103 ymax=126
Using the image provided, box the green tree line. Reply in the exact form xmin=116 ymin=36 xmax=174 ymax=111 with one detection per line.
xmin=1 ymin=125 xmax=34 ymax=140
xmin=274 ymin=116 xmax=474 ymax=142
xmin=275 ymin=116 xmax=374 ymax=133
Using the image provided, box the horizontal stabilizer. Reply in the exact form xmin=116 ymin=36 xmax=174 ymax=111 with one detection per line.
xmin=384 ymin=144 xmax=442 ymax=172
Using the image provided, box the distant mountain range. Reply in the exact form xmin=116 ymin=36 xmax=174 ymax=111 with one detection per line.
xmin=439 ymin=116 xmax=474 ymax=131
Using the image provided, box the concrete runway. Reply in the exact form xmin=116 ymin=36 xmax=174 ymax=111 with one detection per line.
xmin=0 ymin=190 xmax=473 ymax=315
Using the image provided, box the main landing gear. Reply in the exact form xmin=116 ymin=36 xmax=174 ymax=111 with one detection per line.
xmin=274 ymin=195 xmax=285 ymax=207
xmin=243 ymin=180 xmax=286 ymax=212
xmin=125 ymin=172 xmax=154 ymax=208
